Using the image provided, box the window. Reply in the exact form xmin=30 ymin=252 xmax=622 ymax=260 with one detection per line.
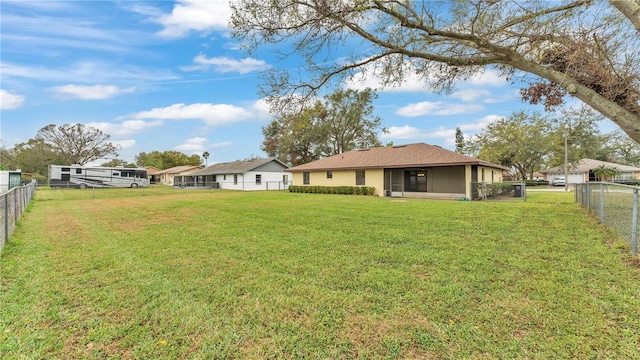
xmin=326 ymin=171 xmax=333 ymax=179
xmin=482 ymin=168 xmax=485 ymax=181
xmin=283 ymin=175 xmax=288 ymax=183
xmin=61 ymin=167 xmax=70 ymax=172
xmin=356 ymin=170 xmax=365 ymax=185
xmin=113 ymin=172 xmax=119 ymax=176
xmin=256 ymin=174 xmax=262 ymax=185
xmin=75 ymin=168 xmax=82 ymax=174
xmin=303 ymin=172 xmax=310 ymax=185
xmin=234 ymin=174 xmax=238 ymax=185
xmin=223 ymin=175 xmax=227 ymax=180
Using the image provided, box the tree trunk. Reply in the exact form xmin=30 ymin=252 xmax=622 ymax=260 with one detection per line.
xmin=513 ymin=58 xmax=640 ymax=143
xmin=610 ymin=0 xmax=640 ymax=32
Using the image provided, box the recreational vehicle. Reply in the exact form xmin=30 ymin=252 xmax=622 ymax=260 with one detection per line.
xmin=48 ymin=165 xmax=149 ymax=189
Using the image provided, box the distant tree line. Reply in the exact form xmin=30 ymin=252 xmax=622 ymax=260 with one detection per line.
xmin=459 ymin=107 xmax=640 ymax=180
xmin=0 ymin=123 xmax=205 ymax=183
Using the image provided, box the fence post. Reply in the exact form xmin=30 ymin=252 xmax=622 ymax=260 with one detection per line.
xmin=600 ymin=183 xmax=605 ymax=222
xmin=586 ymin=183 xmax=591 ymax=212
xmin=632 ymin=188 xmax=638 ymax=257
xmin=3 ymin=193 xmax=8 ymax=247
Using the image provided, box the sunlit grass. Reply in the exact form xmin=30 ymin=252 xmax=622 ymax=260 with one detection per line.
xmin=2 ymin=189 xmax=639 ymax=358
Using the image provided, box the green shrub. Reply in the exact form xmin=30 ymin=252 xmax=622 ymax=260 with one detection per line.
xmin=288 ymin=185 xmax=375 ymax=196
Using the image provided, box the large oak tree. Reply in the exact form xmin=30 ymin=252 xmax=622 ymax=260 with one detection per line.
xmin=467 ymin=111 xmax=554 ymax=180
xmin=262 ymin=88 xmax=386 ymax=165
xmin=36 ymin=124 xmax=118 ymax=166
xmin=231 ymin=0 xmax=640 ymax=142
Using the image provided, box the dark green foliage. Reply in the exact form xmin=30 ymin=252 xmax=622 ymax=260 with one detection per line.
xmin=289 ymin=185 xmax=375 ymax=195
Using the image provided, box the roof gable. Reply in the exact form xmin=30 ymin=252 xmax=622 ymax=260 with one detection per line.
xmin=191 ymin=158 xmax=288 ymax=176
xmin=287 ymin=143 xmax=508 ymax=172
xmin=157 ymin=165 xmax=202 ymax=175
xmin=542 ymin=158 xmax=640 ymax=173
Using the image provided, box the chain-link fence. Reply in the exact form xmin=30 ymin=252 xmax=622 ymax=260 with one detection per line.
xmin=0 ymin=181 xmax=37 ymax=255
xmin=470 ymin=181 xmax=526 ymax=201
xmin=575 ymin=182 xmax=638 ymax=256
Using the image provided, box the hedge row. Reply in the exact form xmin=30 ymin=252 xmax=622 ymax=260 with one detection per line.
xmin=289 ymin=185 xmax=376 ymax=195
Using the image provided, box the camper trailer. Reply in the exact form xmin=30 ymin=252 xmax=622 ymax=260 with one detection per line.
xmin=48 ymin=165 xmax=149 ymax=189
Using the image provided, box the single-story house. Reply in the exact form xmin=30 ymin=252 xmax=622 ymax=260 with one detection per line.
xmin=156 ymin=165 xmax=203 ymax=186
xmin=174 ymin=158 xmax=290 ymax=191
xmin=286 ymin=143 xmax=509 ymax=199
xmin=541 ymin=159 xmax=640 ymax=184
xmin=145 ymin=166 xmax=161 ymax=184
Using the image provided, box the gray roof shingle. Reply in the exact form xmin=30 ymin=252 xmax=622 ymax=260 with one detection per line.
xmin=542 ymin=158 xmax=640 ymax=174
xmin=287 ymin=143 xmax=508 ymax=172
xmin=190 ymin=158 xmax=287 ymax=176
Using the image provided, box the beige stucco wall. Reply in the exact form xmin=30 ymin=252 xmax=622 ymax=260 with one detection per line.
xmin=464 ymin=165 xmax=504 ymax=198
xmin=290 ymin=168 xmax=384 ymax=196
xmin=293 ymin=165 xmax=504 ymax=199
xmin=478 ymin=166 xmax=503 ymax=183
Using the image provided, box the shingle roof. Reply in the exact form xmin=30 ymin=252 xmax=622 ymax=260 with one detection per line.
xmin=157 ymin=165 xmax=202 ymax=175
xmin=287 ymin=143 xmax=509 ymax=172
xmin=542 ymin=158 xmax=640 ymax=174
xmin=190 ymin=158 xmax=287 ymax=176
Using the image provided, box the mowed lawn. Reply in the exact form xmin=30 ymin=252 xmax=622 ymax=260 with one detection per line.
xmin=1 ymin=187 xmax=639 ymax=359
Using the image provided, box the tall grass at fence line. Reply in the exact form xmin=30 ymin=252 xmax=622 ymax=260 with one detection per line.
xmin=1 ymin=190 xmax=639 ymax=359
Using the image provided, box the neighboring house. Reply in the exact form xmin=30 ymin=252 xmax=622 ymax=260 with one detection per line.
xmin=145 ymin=166 xmax=161 ymax=184
xmin=541 ymin=159 xmax=640 ymax=184
xmin=156 ymin=165 xmax=203 ymax=186
xmin=175 ymin=158 xmax=290 ymax=191
xmin=0 ymin=170 xmax=22 ymax=193
xmin=286 ymin=143 xmax=508 ymax=199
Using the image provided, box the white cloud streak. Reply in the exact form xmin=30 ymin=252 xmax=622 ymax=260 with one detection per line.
xmin=174 ymin=137 xmax=208 ymax=152
xmin=396 ymin=101 xmax=483 ymax=117
xmin=0 ymin=89 xmax=25 ymax=109
xmin=52 ymin=84 xmax=136 ymax=100
xmin=181 ymin=54 xmax=268 ymax=74
xmin=87 ymin=119 xmax=164 ymax=137
xmin=125 ymin=103 xmax=254 ymax=126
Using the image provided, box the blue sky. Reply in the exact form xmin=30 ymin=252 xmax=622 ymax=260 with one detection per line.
xmin=0 ymin=0 xmax=608 ymax=165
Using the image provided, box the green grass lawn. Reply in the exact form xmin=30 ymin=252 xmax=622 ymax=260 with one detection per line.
xmin=1 ymin=188 xmax=639 ymax=359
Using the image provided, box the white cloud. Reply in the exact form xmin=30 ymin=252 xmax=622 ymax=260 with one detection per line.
xmin=250 ymin=99 xmax=271 ymax=119
xmin=175 ymin=137 xmax=208 ymax=153
xmin=0 ymin=89 xmax=25 ymax=109
xmin=381 ymin=114 xmax=505 ymax=145
xmin=382 ymin=125 xmax=455 ymax=140
xmin=182 ymin=54 xmax=268 ymax=74
xmin=154 ymin=0 xmax=230 ymax=38
xmin=458 ymin=115 xmax=505 ymax=131
xmin=87 ymin=119 xmax=164 ymax=136
xmin=466 ymin=70 xmax=508 ymax=87
xmin=396 ymin=101 xmax=483 ymax=117
xmin=126 ymin=103 xmax=254 ymax=126
xmin=2 ymin=61 xmax=178 ymax=83
xmin=483 ymin=89 xmax=520 ymax=104
xmin=344 ymin=62 xmax=509 ymax=94
xmin=450 ymin=89 xmax=491 ymax=102
xmin=52 ymin=84 xmax=136 ymax=100
xmin=344 ymin=66 xmax=429 ymax=93
xmin=210 ymin=141 xmax=233 ymax=148
xmin=112 ymin=139 xmax=136 ymax=150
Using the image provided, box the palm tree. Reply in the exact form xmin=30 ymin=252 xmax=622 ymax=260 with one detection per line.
xmin=202 ymin=151 xmax=210 ymax=167
xmin=592 ymin=165 xmax=621 ymax=182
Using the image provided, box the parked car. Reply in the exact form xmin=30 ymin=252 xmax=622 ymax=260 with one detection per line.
xmin=552 ymin=176 xmax=566 ymax=186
